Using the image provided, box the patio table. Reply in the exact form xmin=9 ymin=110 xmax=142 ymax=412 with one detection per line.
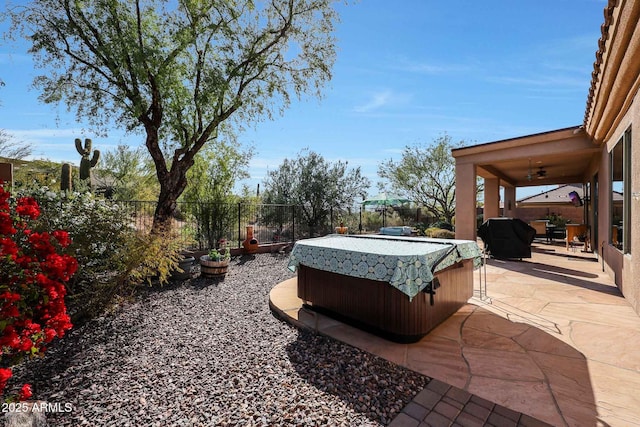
xmin=545 ymin=225 xmax=565 ymax=243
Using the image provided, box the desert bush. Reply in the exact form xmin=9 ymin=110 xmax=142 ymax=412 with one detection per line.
xmin=429 ymin=220 xmax=453 ymax=231
xmin=414 ymin=222 xmax=428 ymax=236
xmin=16 ymin=188 xmax=182 ymax=321
xmin=361 ymin=210 xmax=383 ymax=232
xmin=83 ymin=228 xmax=182 ymax=315
xmin=424 ymin=227 xmax=456 ymax=239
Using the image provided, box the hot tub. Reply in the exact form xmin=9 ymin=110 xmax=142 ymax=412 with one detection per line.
xmin=287 ymin=235 xmax=481 ymax=343
xmin=379 ymin=226 xmax=413 ymax=236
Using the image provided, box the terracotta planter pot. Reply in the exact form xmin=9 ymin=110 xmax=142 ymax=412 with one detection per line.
xmin=200 ymin=255 xmax=229 ymax=277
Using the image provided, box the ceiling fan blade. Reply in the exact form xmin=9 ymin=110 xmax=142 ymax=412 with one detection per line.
xmin=526 ymin=159 xmax=533 ymax=181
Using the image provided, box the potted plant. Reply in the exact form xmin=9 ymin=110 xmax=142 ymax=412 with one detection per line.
xmin=200 ymin=247 xmax=231 ymax=277
xmin=171 ymin=254 xmax=198 ymax=280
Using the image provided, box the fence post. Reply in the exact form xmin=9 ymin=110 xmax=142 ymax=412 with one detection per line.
xmin=330 ymin=206 xmax=334 ymax=231
xmin=237 ymin=203 xmax=242 ymax=248
xmin=198 ymin=202 xmax=204 ymax=250
xmin=292 ymin=205 xmax=296 ymax=243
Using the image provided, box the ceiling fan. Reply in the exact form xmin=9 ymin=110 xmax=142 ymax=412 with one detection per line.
xmin=536 ymin=166 xmax=547 ymax=179
xmin=525 ymin=159 xmax=547 ymax=181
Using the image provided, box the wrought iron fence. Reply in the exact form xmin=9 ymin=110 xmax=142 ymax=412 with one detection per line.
xmin=120 ymin=200 xmax=429 ymax=250
xmin=120 ymin=201 xmax=363 ymax=250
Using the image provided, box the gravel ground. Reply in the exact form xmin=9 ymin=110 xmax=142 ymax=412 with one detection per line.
xmin=8 ymin=253 xmax=429 ymax=426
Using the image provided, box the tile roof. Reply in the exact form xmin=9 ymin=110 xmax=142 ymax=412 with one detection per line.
xmin=584 ymin=0 xmax=617 ymax=126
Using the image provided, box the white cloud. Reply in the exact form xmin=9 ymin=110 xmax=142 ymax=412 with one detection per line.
xmin=7 ymin=128 xmax=86 ymax=140
xmin=248 ymin=156 xmax=286 ymax=170
xmin=352 ymin=90 xmax=414 ymax=114
xmin=353 ymin=91 xmax=393 ymax=113
xmin=3 ymin=127 xmax=127 ymax=163
xmin=380 ymin=148 xmax=404 ymax=155
xmin=389 ymin=55 xmax=469 ymax=75
xmin=398 ymin=62 xmax=444 ymax=74
xmin=487 ymin=75 xmax=587 ymax=88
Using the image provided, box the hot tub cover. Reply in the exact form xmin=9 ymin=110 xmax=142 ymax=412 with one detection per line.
xmin=287 ymin=234 xmax=481 ymax=300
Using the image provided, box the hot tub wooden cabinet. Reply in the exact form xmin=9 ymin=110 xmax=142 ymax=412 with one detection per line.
xmin=288 ymin=235 xmax=480 ymax=343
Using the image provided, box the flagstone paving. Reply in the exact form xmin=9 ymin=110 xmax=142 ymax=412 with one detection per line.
xmin=270 ymin=242 xmax=640 ymax=426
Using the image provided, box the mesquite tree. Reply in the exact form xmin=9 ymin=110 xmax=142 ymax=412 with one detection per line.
xmin=8 ymin=0 xmax=340 ymax=231
xmin=378 ymin=134 xmax=467 ymax=224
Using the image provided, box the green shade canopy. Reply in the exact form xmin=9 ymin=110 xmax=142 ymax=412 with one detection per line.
xmin=362 ymin=192 xmax=411 ymax=206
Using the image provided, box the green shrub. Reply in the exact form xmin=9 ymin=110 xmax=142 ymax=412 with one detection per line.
xmin=429 ymin=220 xmax=453 ymax=231
xmin=18 ymin=188 xmax=182 ymax=322
xmin=545 ymin=213 xmax=569 ymax=228
xmin=424 ymin=227 xmax=456 ymax=239
xmin=361 ymin=210 xmax=383 ymax=232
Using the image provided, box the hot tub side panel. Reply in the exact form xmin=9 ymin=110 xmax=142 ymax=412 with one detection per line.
xmin=296 ymin=260 xmax=473 ymax=342
xmin=297 ymin=265 xmax=385 ymax=329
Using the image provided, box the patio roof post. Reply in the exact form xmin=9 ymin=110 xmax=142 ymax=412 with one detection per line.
xmin=454 ymin=162 xmax=477 ymax=240
xmin=484 ymin=178 xmax=500 ymax=221
xmin=504 ymin=186 xmax=516 ymax=218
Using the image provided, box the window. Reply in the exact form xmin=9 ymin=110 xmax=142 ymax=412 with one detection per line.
xmin=610 ymin=128 xmax=631 ymax=253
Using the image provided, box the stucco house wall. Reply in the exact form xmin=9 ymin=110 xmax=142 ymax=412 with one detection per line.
xmin=584 ymin=0 xmax=639 ymax=315
xmin=598 ymin=88 xmax=639 ymax=313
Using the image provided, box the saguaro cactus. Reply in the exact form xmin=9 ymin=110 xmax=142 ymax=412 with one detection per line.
xmin=75 ymin=138 xmax=100 ymax=181
xmin=60 ymin=163 xmax=72 ymax=191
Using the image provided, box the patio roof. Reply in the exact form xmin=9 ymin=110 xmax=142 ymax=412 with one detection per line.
xmin=451 ymin=126 xmax=601 ymax=188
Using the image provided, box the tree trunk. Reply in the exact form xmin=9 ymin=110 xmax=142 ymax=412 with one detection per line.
xmin=144 ymin=126 xmax=191 ymax=235
xmin=153 ymin=185 xmax=181 ymax=233
xmin=152 ymin=162 xmax=192 ymax=234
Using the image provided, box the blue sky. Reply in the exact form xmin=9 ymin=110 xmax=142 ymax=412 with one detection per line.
xmin=0 ymin=0 xmax=606 ymax=199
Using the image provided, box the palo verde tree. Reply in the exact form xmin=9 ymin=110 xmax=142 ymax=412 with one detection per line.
xmin=8 ymin=0 xmax=340 ymax=232
xmin=262 ymin=149 xmax=370 ymax=236
xmin=378 ymin=134 xmax=472 ymax=225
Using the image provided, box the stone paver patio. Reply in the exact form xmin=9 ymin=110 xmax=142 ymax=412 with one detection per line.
xmin=270 ymin=241 xmax=640 ymax=426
